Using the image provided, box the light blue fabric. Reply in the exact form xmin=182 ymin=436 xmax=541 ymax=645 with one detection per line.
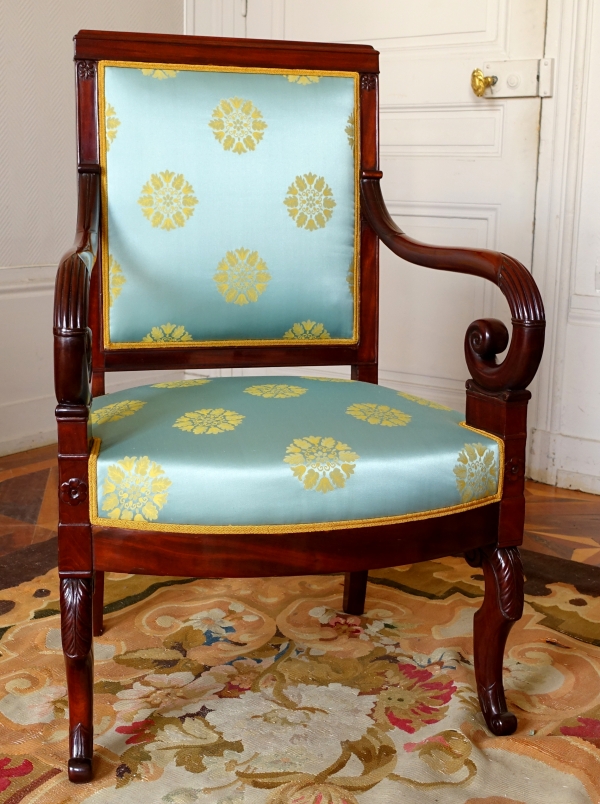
xmin=101 ymin=65 xmax=357 ymax=346
xmin=89 ymin=378 xmax=502 ymax=531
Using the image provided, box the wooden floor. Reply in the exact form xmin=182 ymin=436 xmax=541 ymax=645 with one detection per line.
xmin=0 ymin=443 xmax=599 ymax=573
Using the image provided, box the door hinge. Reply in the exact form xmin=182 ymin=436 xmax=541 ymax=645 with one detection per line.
xmin=480 ymin=59 xmax=554 ymax=98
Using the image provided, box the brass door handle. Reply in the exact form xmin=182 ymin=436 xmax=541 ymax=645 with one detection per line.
xmin=471 ymin=68 xmax=498 ymax=97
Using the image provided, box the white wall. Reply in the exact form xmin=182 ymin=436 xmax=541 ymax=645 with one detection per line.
xmin=529 ymin=0 xmax=600 ymax=493
xmin=0 ymin=1 xmax=184 ymax=456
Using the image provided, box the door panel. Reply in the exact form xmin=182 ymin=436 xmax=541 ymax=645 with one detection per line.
xmin=192 ymin=0 xmax=547 ymax=409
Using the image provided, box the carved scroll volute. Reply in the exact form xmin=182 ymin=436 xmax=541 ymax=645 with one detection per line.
xmin=60 ymin=578 xmax=93 ymax=659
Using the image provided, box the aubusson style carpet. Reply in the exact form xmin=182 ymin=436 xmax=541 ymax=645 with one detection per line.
xmin=0 ymin=557 xmax=599 ymax=804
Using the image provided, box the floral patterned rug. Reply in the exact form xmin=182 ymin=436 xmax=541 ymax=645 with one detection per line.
xmin=0 ymin=557 xmax=599 ymax=803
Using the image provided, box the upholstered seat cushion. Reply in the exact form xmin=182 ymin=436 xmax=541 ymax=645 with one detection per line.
xmin=89 ymin=377 xmax=503 ymax=533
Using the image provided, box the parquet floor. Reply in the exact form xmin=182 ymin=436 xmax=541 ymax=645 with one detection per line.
xmin=0 ymin=444 xmax=599 ymax=591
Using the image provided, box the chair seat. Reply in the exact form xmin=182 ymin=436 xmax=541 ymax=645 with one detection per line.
xmin=89 ymin=377 xmax=503 ymax=534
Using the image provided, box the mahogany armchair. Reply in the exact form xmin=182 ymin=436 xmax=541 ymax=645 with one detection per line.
xmin=54 ymin=30 xmax=545 ymax=782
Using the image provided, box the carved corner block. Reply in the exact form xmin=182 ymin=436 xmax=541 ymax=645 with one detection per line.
xmin=360 ymin=74 xmax=377 ymax=91
xmin=77 ymin=61 xmax=96 ymax=81
xmin=60 ymin=478 xmax=88 ymax=506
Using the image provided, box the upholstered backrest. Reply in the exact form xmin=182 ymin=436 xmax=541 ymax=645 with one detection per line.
xmin=99 ymin=62 xmax=359 ymax=349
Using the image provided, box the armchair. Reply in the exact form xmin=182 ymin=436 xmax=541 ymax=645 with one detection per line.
xmin=54 ymin=30 xmax=544 ymax=783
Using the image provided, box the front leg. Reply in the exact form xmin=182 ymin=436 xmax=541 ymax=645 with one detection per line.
xmin=61 ymin=576 xmax=94 ymax=782
xmin=467 ymin=545 xmax=523 ymax=736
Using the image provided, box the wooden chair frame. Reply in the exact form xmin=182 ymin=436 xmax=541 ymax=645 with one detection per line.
xmin=54 ymin=30 xmax=545 ymax=783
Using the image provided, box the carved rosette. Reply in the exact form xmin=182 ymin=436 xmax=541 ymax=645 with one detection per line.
xmin=60 ymin=577 xmax=93 ymax=659
xmin=506 ymin=457 xmax=525 ymax=482
xmin=60 ymin=478 xmax=88 ymax=506
xmin=360 ymin=74 xmax=377 ymax=91
xmin=77 ymin=61 xmax=96 ymax=81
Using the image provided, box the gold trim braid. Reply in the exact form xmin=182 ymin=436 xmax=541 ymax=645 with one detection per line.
xmin=98 ymin=60 xmax=360 ymax=351
xmin=88 ymin=422 xmax=504 ymax=535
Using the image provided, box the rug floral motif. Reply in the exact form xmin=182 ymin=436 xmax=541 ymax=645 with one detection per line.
xmin=0 ymin=558 xmax=599 ymax=803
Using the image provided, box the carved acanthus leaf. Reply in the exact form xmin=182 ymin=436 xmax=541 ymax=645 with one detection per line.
xmin=60 ymin=577 xmax=93 ymax=659
xmin=486 ymin=546 xmax=523 ymax=621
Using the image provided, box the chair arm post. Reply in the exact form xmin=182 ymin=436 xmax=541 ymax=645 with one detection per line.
xmin=54 ymin=170 xmax=99 ymax=574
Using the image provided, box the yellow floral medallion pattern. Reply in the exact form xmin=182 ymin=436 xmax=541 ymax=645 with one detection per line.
xmin=346 ymin=111 xmax=355 ymax=151
xmin=138 ymin=171 xmax=198 ymax=230
xmin=397 ymin=391 xmax=451 ymax=411
xmin=454 ymin=442 xmax=498 ymax=503
xmin=286 ymin=74 xmax=320 ymax=85
xmin=101 ymin=456 xmax=171 ymax=521
xmin=285 ymin=436 xmax=359 ymax=493
xmin=347 ymin=257 xmax=355 ymax=294
xmin=244 ymin=384 xmax=307 ymax=398
xmin=346 ymin=403 xmax=411 ymax=427
xmin=151 ymin=379 xmax=211 ymax=388
xmin=108 ymin=255 xmax=126 ymax=306
xmin=209 ymin=97 xmax=267 ymax=154
xmin=283 ymin=321 xmax=331 ymax=341
xmin=142 ymin=323 xmax=193 ymax=343
xmin=173 ymin=408 xmax=245 ymax=435
xmin=284 ymin=173 xmax=336 ymax=231
xmin=214 ymin=248 xmax=271 ymax=305
xmin=141 ymin=68 xmax=178 ymax=80
xmin=105 ymin=103 xmax=120 ymax=150
xmin=91 ymin=400 xmax=145 ymax=425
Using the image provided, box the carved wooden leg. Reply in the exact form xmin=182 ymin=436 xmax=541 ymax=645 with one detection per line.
xmin=343 ymin=571 xmax=369 ymax=615
xmin=61 ymin=576 xmax=94 ymax=783
xmin=467 ymin=546 xmax=524 ymax=736
xmin=93 ymin=571 xmax=104 ymax=637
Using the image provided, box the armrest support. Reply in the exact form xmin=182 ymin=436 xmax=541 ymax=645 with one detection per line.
xmin=361 ymin=173 xmax=545 ymax=392
xmin=54 ymin=170 xmax=99 ymax=406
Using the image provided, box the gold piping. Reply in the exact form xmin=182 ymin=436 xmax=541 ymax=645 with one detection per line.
xmin=88 ymin=422 xmax=504 ymax=534
xmin=98 ymin=60 xmax=360 ymax=351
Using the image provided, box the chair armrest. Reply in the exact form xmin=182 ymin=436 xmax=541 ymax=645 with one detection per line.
xmin=54 ymin=170 xmax=99 ymax=406
xmin=361 ymin=172 xmax=545 ymax=393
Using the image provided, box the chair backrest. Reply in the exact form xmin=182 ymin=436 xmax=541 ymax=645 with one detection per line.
xmin=75 ymin=31 xmax=379 ymax=376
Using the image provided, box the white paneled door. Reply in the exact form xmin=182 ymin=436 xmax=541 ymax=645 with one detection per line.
xmin=190 ymin=0 xmax=547 ymax=410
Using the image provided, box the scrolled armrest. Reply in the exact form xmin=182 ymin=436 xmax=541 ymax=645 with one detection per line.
xmin=54 ymin=171 xmax=99 ymax=406
xmin=361 ymin=173 xmax=545 ymax=392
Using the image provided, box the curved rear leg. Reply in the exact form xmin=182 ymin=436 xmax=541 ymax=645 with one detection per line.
xmin=343 ymin=571 xmax=368 ymax=615
xmin=61 ymin=576 xmax=94 ymax=782
xmin=467 ymin=546 xmax=523 ymax=736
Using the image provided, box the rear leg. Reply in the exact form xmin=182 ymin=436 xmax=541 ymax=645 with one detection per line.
xmin=343 ymin=570 xmax=368 ymax=615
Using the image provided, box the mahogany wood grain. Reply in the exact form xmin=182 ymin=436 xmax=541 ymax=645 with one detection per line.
xmin=93 ymin=505 xmax=499 ymax=578
xmin=74 ymin=30 xmax=379 ymax=72
xmin=52 ymin=30 xmax=546 ymax=781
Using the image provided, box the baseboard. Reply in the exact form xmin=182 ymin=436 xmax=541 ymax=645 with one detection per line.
xmin=529 ymin=428 xmax=600 ymax=494
xmin=185 ymin=367 xmax=465 ymax=411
